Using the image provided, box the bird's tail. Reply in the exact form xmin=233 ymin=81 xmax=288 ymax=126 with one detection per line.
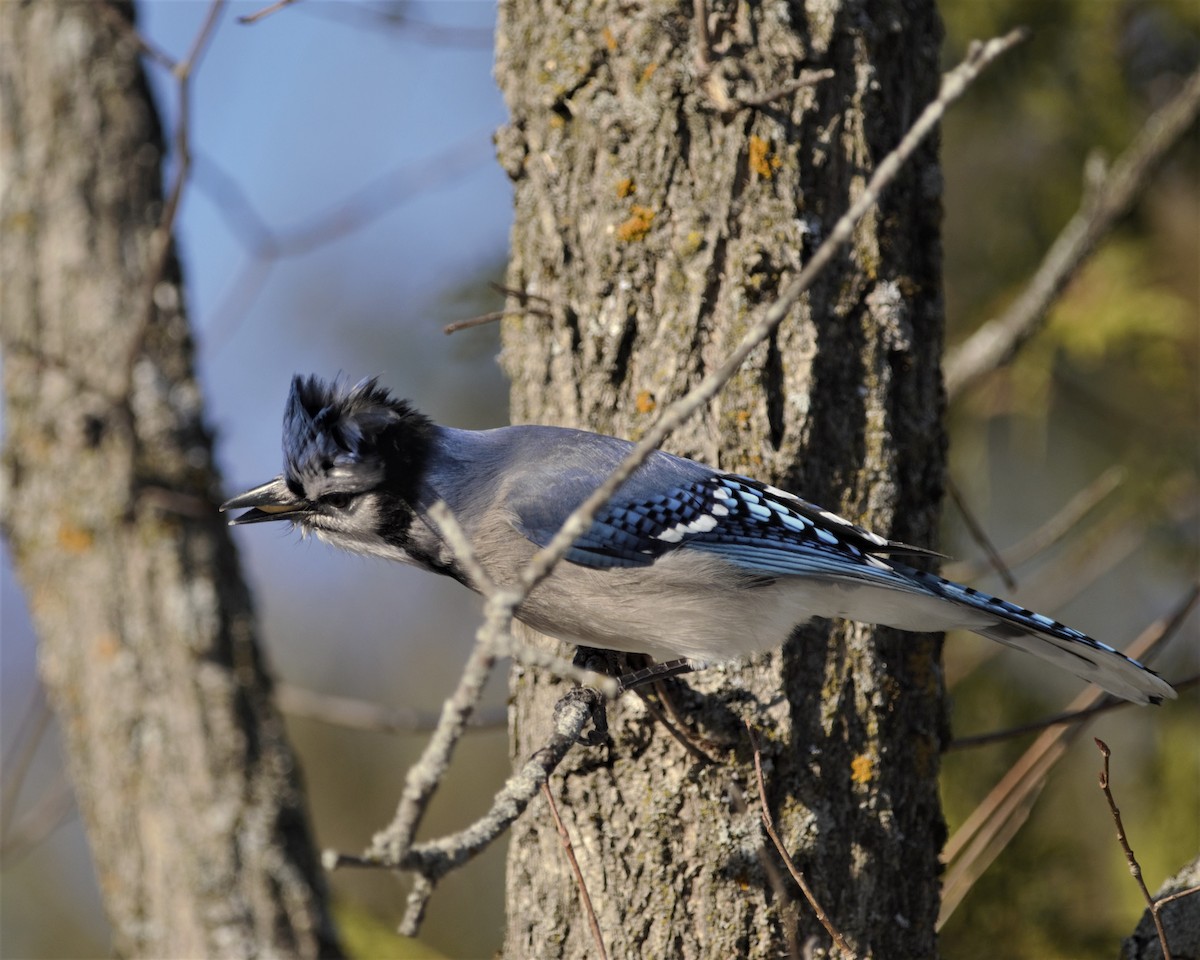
xmin=900 ymin=567 xmax=1177 ymax=706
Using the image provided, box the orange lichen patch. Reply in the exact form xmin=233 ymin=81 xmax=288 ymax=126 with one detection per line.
xmin=616 ymin=176 xmax=636 ymax=199
xmin=749 ymin=135 xmax=781 ymax=179
xmin=602 ymin=26 xmax=617 ymax=51
xmin=635 ymin=390 xmax=656 ymax=413
xmin=94 ymin=633 xmax=121 ymax=661
xmin=57 ymin=522 xmax=94 ymax=553
xmin=735 ymin=409 xmax=752 ymax=427
xmin=640 ymin=62 xmax=658 ymax=84
xmin=850 ymin=754 xmax=874 ymax=784
xmin=617 ymin=205 xmax=656 ymax=242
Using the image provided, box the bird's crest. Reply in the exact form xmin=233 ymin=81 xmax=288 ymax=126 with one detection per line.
xmin=282 ymin=375 xmax=425 ymax=497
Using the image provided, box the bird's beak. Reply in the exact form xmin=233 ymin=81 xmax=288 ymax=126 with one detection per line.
xmin=220 ymin=476 xmax=307 ymax=525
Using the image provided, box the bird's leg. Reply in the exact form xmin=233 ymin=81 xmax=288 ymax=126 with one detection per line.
xmin=566 ymin=652 xmax=707 ymax=748
xmin=616 ymin=657 xmax=702 ymax=693
xmin=567 ymin=645 xmax=621 ymax=746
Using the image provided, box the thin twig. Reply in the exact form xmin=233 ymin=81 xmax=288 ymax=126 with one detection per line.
xmin=489 ymin=281 xmax=554 ymax=305
xmin=945 ymin=66 xmax=1200 ymax=399
xmin=692 ymin=0 xmax=712 ymax=75
xmin=943 ymin=466 xmax=1125 ymax=585
xmin=94 ymin=2 xmax=177 ymax=69
xmin=635 ymin=691 xmax=718 ymax=765
xmin=237 ymin=0 xmax=299 ymax=25
xmin=746 ymin=722 xmax=854 ymax=957
xmin=939 ymin=584 xmax=1196 ymax=928
xmin=206 ymin=133 xmax=495 ymax=348
xmin=946 ymin=475 xmax=1017 ymax=590
xmin=274 ymin=683 xmax=507 ymax=735
xmin=1157 ymin=884 xmax=1200 ymax=909
xmin=123 ymin=0 xmax=227 ymax=395
xmin=324 ymin=686 xmax=603 ymax=934
xmin=735 ymin=70 xmax=837 ymax=109
xmin=0 ymin=775 xmax=76 ymax=867
xmin=542 ymin=782 xmax=609 ymax=960
xmin=443 ymin=311 xmax=507 ymax=335
xmin=445 ymin=303 xmax=553 ymax=335
xmin=368 ymin=604 xmax=505 ymax=864
xmin=726 ymin=781 xmax=803 ymax=960
xmin=949 ymin=673 xmax=1197 ymax=751
xmin=0 ymin=692 xmax=51 ymax=840
xmin=1095 ymin=739 xmax=1173 ymax=960
xmin=399 ymin=874 xmax=435 ymax=937
xmin=428 ymin=505 xmax=619 ymax=691
xmin=352 ymin=502 xmax=510 ymax=867
xmin=426 ymin=501 xmax=497 ymax=595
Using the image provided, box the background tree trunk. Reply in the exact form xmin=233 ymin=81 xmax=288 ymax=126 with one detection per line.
xmin=0 ymin=4 xmax=341 ymax=956
xmin=496 ymin=1 xmax=946 ymax=957
xmin=1122 ymin=855 xmax=1200 ymax=960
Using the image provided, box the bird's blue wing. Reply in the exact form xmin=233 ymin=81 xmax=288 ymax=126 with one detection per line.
xmin=516 ymin=467 xmax=933 ymax=575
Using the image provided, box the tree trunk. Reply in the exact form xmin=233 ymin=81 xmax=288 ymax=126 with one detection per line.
xmin=0 ymin=4 xmax=341 ymax=956
xmin=1122 ymin=855 xmax=1200 ymax=960
xmin=496 ymin=1 xmax=946 ymax=957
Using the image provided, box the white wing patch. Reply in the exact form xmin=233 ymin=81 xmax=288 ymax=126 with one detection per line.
xmin=654 ymin=512 xmax=720 ymax=543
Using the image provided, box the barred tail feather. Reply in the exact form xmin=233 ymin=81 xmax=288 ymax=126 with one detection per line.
xmin=905 ymin=568 xmax=1177 ymax=706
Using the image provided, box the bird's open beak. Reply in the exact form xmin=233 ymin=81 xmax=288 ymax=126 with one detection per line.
xmin=220 ymin=476 xmax=307 ymax=525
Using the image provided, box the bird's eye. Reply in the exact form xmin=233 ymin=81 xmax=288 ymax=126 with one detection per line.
xmin=322 ymin=493 xmax=353 ymax=510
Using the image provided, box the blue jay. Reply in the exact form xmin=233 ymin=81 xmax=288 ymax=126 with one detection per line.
xmin=221 ymin=375 xmax=1176 ymax=706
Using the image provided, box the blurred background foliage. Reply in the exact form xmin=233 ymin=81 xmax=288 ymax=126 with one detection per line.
xmin=0 ymin=1 xmax=1196 ymax=958
xmin=939 ymin=1 xmax=1198 ymax=957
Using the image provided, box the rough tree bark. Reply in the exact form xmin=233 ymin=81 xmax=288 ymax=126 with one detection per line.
xmin=496 ymin=1 xmax=946 ymax=957
xmin=0 ymin=4 xmax=341 ymax=956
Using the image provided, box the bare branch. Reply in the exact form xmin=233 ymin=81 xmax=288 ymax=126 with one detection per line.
xmin=443 ymin=311 xmax=507 ymax=335
xmin=692 ymin=0 xmax=712 ymax=76
xmin=948 ymin=673 xmax=1197 ymax=750
xmin=945 ymin=66 xmax=1200 ymax=399
xmin=939 ymin=584 xmax=1195 ymax=928
xmin=444 ymin=297 xmax=552 ymax=335
xmin=943 ymin=466 xmax=1126 ymax=584
xmin=1157 ymin=885 xmax=1200 ymax=909
xmin=274 ymin=683 xmax=507 ymax=735
xmin=368 ymin=602 xmax=505 ymax=865
xmin=0 ymin=774 xmax=76 ymax=868
xmin=725 ymin=780 xmax=803 ymax=960
xmin=426 ymin=501 xmax=498 ymax=596
xmin=205 ymin=134 xmax=495 ymax=347
xmin=325 ymin=687 xmax=603 ymax=935
xmin=746 ymin=721 xmax=853 ymax=956
xmin=237 ymin=0 xmax=299 ymax=25
xmin=733 ymin=70 xmax=837 ymax=110
xmin=543 ymin=782 xmax=609 ymax=960
xmin=110 ymin=0 xmax=229 ymax=401
xmin=94 ymin=2 xmax=177 ymax=69
xmin=1096 ymin=739 xmax=1173 ymax=960
xmin=0 ymin=691 xmax=51 ymax=840
xmin=945 ymin=475 xmax=1017 ymax=589
xmin=635 ymin=690 xmax=718 ymax=765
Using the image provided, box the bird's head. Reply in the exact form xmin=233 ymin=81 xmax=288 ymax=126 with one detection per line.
xmin=221 ymin=375 xmax=433 ymax=559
